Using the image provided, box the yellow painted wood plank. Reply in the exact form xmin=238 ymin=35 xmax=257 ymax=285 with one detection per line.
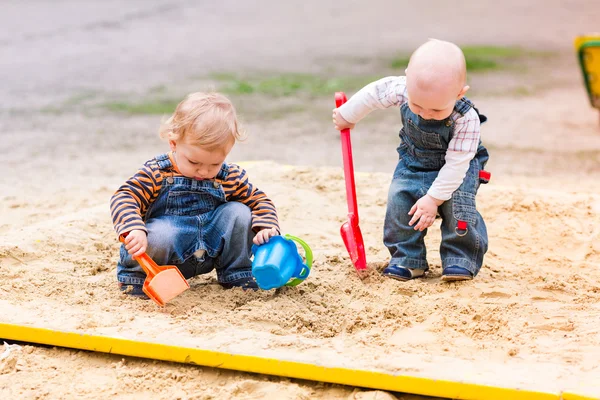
xmin=0 ymin=323 xmax=561 ymax=400
xmin=562 ymin=393 xmax=600 ymax=400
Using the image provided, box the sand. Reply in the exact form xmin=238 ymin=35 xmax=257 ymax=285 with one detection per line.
xmin=2 ymin=160 xmax=600 ymax=397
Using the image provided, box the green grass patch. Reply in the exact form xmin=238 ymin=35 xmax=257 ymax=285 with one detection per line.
xmin=102 ymin=72 xmax=369 ymax=115
xmin=390 ymin=45 xmax=555 ymax=72
xmin=210 ymin=73 xmax=378 ymax=97
xmin=390 ymin=56 xmax=411 ymax=70
xmin=463 ymin=45 xmax=525 ymax=58
xmin=103 ymin=100 xmax=179 ymax=115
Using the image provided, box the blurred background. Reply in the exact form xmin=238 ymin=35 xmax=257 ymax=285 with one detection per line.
xmin=2 ymin=0 xmax=600 ymax=188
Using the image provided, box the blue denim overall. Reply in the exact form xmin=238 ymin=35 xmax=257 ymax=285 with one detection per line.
xmin=117 ymin=153 xmax=255 ymax=287
xmin=383 ymin=98 xmax=489 ymax=276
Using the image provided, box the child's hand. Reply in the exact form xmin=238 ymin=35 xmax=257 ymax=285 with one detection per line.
xmin=124 ymin=229 xmax=148 ymax=257
xmin=408 ymin=195 xmax=442 ymax=231
xmin=253 ymin=227 xmax=278 ymax=245
xmin=332 ymin=108 xmax=355 ymax=131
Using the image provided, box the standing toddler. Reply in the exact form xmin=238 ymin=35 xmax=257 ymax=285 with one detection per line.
xmin=333 ymin=40 xmax=490 ymax=281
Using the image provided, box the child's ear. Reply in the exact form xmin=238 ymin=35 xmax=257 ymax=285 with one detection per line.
xmin=169 ymin=140 xmax=177 ymax=151
xmin=457 ymin=85 xmax=469 ymax=99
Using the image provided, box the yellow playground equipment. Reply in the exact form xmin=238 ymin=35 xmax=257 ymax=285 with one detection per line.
xmin=575 ymin=34 xmax=600 ymax=120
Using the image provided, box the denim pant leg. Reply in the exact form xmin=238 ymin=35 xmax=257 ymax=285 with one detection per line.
xmin=116 ymin=217 xmax=196 ymax=285
xmin=202 ymin=202 xmax=255 ymax=284
xmin=438 ymin=189 xmax=489 ymax=277
xmin=383 ymin=174 xmax=430 ymax=270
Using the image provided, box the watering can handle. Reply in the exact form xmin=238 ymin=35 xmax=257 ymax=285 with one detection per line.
xmin=284 ymin=234 xmax=313 ymax=287
xmin=335 ymin=92 xmax=359 ymax=225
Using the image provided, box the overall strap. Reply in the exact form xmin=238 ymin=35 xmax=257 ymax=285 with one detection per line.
xmin=215 ymin=163 xmax=230 ymax=180
xmin=155 ymin=153 xmax=173 ymax=170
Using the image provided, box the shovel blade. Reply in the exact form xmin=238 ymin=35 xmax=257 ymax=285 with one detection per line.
xmin=142 ymin=265 xmax=190 ymax=307
xmin=341 ymin=221 xmax=367 ymax=270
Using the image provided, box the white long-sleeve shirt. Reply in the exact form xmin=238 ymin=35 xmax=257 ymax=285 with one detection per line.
xmin=338 ymin=76 xmax=481 ymax=201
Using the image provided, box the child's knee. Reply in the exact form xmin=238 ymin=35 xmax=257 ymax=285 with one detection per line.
xmin=387 ymin=183 xmax=414 ymax=212
xmin=146 ymin=220 xmax=179 ymax=260
xmin=385 ymin=196 xmax=414 ymax=226
xmin=222 ymin=202 xmax=252 ymax=229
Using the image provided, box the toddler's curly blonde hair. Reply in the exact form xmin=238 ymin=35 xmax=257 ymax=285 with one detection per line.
xmin=159 ymin=92 xmax=245 ymax=149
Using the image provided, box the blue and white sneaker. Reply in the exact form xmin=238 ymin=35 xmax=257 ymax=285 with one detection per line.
xmin=382 ymin=265 xmax=425 ymax=281
xmin=441 ymin=266 xmax=473 ymax=281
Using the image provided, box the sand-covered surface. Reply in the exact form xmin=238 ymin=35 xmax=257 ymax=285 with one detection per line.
xmin=2 ymin=161 xmax=600 ymax=397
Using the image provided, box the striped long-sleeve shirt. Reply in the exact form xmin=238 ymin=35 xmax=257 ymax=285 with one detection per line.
xmin=110 ymin=152 xmax=279 ymax=236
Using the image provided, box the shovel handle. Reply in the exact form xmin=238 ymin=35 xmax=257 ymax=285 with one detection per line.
xmin=335 ymin=92 xmax=359 ymax=223
xmin=133 ymin=253 xmax=161 ymax=278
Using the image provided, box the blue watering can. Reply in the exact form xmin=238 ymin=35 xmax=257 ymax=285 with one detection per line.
xmin=251 ymin=234 xmax=313 ymax=290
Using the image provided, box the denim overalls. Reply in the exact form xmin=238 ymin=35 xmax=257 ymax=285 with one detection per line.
xmin=383 ymin=98 xmax=490 ymax=276
xmin=117 ymin=153 xmax=255 ymax=286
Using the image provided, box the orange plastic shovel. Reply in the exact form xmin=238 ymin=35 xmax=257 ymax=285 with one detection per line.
xmin=335 ymin=92 xmax=367 ymax=271
xmin=119 ymin=236 xmax=190 ymax=306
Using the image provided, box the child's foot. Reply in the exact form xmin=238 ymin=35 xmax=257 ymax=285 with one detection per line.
xmin=382 ymin=265 xmax=425 ymax=281
xmin=220 ymin=276 xmax=259 ymax=291
xmin=441 ymin=266 xmax=473 ymax=281
xmin=118 ymin=283 xmax=149 ymax=299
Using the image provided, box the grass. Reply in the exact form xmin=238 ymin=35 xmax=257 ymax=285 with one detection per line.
xmin=102 ymin=73 xmax=379 ymax=115
xmin=103 ymin=100 xmax=179 ymax=115
xmin=390 ymin=45 xmax=555 ymax=72
xmin=390 ymin=55 xmax=411 ymax=70
xmin=210 ymin=72 xmax=378 ymax=97
xmin=101 ymin=45 xmax=560 ymax=116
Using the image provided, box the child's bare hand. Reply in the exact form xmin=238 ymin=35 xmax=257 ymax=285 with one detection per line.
xmin=408 ymin=195 xmax=441 ymax=231
xmin=124 ymin=229 xmax=148 ymax=257
xmin=253 ymin=227 xmax=278 ymax=245
xmin=332 ymin=108 xmax=355 ymax=131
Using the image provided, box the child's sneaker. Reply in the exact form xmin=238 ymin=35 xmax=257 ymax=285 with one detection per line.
xmin=118 ymin=283 xmax=149 ymax=299
xmin=382 ymin=265 xmax=425 ymax=281
xmin=441 ymin=266 xmax=473 ymax=281
xmin=219 ymin=276 xmax=259 ymax=291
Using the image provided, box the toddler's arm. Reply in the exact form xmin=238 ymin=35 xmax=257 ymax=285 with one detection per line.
xmin=428 ymin=108 xmax=481 ymax=202
xmin=110 ymin=161 xmax=162 ymax=237
xmin=333 ymin=76 xmax=408 ymax=128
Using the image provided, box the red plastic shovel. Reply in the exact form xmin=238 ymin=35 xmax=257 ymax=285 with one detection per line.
xmin=335 ymin=92 xmax=367 ymax=271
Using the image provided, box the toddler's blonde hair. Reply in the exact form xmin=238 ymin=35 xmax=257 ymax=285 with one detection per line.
xmin=159 ymin=92 xmax=245 ymax=148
